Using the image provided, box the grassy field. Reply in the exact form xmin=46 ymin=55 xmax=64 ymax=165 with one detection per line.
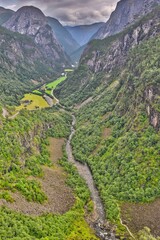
xmin=32 ymin=71 xmax=72 ymax=97
xmin=46 ymin=76 xmax=67 ymax=90
xmin=16 ymin=94 xmax=49 ymax=111
xmin=64 ymin=69 xmax=74 ymax=72
xmin=32 ymin=90 xmax=43 ymax=96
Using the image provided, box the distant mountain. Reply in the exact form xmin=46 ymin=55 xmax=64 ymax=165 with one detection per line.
xmin=94 ymin=0 xmax=160 ymax=39
xmin=3 ymin=6 xmax=70 ymax=69
xmin=0 ymin=7 xmax=14 ymax=25
xmin=70 ymin=44 xmax=87 ymax=64
xmin=47 ymin=17 xmax=80 ymax=56
xmin=65 ymin=22 xmax=104 ymax=46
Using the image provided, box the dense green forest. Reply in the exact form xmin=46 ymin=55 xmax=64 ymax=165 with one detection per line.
xmin=67 ymin=33 xmax=160 ymax=236
xmin=0 ymin=107 xmax=98 ymax=239
xmin=0 ymin=5 xmax=160 ymax=240
xmin=0 ymin=26 xmax=64 ymax=106
xmin=0 ymin=107 xmax=71 ymax=203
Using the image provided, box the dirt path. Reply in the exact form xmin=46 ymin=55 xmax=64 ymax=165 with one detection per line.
xmin=2 ymin=108 xmax=19 ymax=119
xmin=0 ymin=138 xmax=75 ymax=215
xmin=121 ymin=199 xmax=160 ymax=237
xmin=2 ymin=108 xmax=9 ymax=118
xmin=9 ymin=111 xmax=19 ymax=120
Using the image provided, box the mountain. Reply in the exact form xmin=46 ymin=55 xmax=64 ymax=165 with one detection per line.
xmin=0 ymin=25 xmax=62 ymax=105
xmin=57 ymin=6 xmax=160 ymax=107
xmin=56 ymin=6 xmax=160 ymax=238
xmin=0 ymin=7 xmax=14 ymax=25
xmin=47 ymin=17 xmax=80 ymax=56
xmin=70 ymin=44 xmax=87 ymax=64
xmin=3 ymin=6 xmax=70 ymax=69
xmin=65 ymin=22 xmax=104 ymax=46
xmin=94 ymin=0 xmax=160 ymax=39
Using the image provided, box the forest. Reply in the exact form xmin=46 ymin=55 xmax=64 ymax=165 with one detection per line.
xmin=0 ymin=106 xmax=98 ymax=239
xmin=68 ymin=34 xmax=160 ymax=236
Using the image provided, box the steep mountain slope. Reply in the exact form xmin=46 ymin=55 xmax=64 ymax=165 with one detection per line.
xmin=47 ymin=17 xmax=80 ymax=56
xmin=0 ymin=26 xmax=60 ymax=105
xmin=0 ymin=7 xmax=14 ymax=25
xmin=3 ymin=6 xmax=70 ymax=69
xmin=56 ymin=7 xmax=160 ymax=238
xmin=56 ymin=8 xmax=160 ymax=107
xmin=65 ymin=22 xmax=104 ymax=46
xmin=94 ymin=0 xmax=160 ymax=39
xmin=69 ymin=44 xmax=86 ymax=64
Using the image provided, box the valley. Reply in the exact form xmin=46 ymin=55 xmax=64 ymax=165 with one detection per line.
xmin=9 ymin=69 xmax=72 ymax=112
xmin=0 ymin=1 xmax=160 ymax=240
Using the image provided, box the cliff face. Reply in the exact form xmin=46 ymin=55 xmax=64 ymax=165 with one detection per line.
xmin=94 ymin=0 xmax=160 ymax=39
xmin=57 ymin=8 xmax=160 ymax=130
xmin=3 ymin=6 xmax=70 ymax=68
xmin=0 ymin=26 xmax=54 ymax=80
xmin=145 ymin=86 xmax=160 ymax=130
xmin=83 ymin=10 xmax=160 ymax=74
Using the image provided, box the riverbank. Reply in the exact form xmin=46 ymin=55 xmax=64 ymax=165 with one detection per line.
xmin=66 ymin=114 xmax=117 ymax=240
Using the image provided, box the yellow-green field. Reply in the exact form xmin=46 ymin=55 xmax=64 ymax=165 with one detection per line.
xmin=16 ymin=94 xmax=49 ymax=111
xmin=64 ymin=68 xmax=74 ymax=72
xmin=46 ymin=76 xmax=66 ymax=90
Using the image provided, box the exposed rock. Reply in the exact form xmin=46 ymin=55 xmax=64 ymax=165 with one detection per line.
xmin=0 ymin=26 xmax=54 ymax=81
xmin=82 ymin=10 xmax=160 ymax=74
xmin=145 ymin=87 xmax=160 ymax=130
xmin=3 ymin=6 xmax=70 ymax=69
xmin=94 ymin=0 xmax=160 ymax=39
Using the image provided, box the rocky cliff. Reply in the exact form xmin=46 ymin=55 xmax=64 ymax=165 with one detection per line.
xmin=3 ymin=6 xmax=70 ymax=69
xmin=94 ymin=0 xmax=160 ymax=39
xmin=82 ymin=9 xmax=160 ymax=73
xmin=56 ymin=7 xmax=160 ymax=130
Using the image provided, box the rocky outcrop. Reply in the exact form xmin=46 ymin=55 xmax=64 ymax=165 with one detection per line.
xmin=82 ymin=9 xmax=160 ymax=74
xmin=81 ymin=11 xmax=160 ymax=130
xmin=0 ymin=26 xmax=54 ymax=81
xmin=3 ymin=6 xmax=70 ymax=68
xmin=145 ymin=87 xmax=160 ymax=130
xmin=94 ymin=0 xmax=160 ymax=39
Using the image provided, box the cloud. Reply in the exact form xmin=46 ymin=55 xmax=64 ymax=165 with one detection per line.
xmin=0 ymin=0 xmax=119 ymax=25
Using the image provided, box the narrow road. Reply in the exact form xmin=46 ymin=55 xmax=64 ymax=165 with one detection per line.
xmin=66 ymin=114 xmax=117 ymax=240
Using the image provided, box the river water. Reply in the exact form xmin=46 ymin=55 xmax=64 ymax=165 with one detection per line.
xmin=66 ymin=114 xmax=117 ymax=240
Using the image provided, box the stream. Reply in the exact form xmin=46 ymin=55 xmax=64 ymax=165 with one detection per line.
xmin=66 ymin=114 xmax=117 ymax=240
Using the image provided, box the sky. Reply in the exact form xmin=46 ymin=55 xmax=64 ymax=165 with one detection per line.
xmin=0 ymin=0 xmax=119 ymax=26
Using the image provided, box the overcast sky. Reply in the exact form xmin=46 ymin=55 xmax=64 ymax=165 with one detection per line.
xmin=0 ymin=0 xmax=119 ymax=25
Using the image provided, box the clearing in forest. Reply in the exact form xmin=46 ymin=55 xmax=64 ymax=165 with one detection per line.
xmin=0 ymin=138 xmax=75 ymax=215
xmin=45 ymin=76 xmax=67 ymax=95
xmin=16 ymin=93 xmax=49 ymax=111
xmin=121 ymin=199 xmax=160 ymax=237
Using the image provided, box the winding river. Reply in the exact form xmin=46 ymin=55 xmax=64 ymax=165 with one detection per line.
xmin=66 ymin=114 xmax=117 ymax=240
